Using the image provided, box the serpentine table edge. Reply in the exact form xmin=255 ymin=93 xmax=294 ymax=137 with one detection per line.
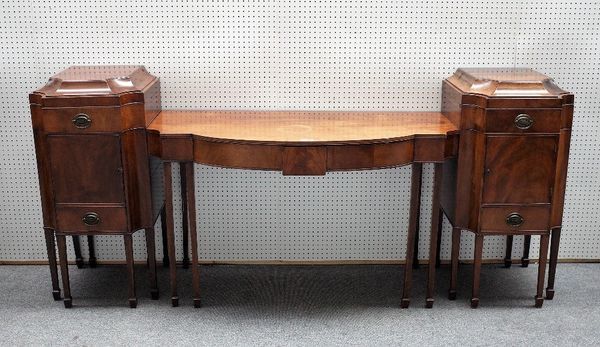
xmin=146 ymin=110 xmax=459 ymax=175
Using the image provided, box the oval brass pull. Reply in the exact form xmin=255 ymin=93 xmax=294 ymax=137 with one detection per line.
xmin=82 ymin=212 xmax=100 ymax=226
xmin=72 ymin=113 xmax=92 ymax=129
xmin=505 ymin=213 xmax=524 ymax=227
xmin=514 ymin=113 xmax=533 ymax=130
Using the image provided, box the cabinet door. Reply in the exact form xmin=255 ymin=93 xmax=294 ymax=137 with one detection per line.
xmin=48 ymin=134 xmax=125 ymax=204
xmin=482 ymin=135 xmax=557 ymax=204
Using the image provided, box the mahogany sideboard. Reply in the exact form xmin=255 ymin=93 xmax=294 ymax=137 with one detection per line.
xmin=29 ymin=66 xmax=573 ymax=309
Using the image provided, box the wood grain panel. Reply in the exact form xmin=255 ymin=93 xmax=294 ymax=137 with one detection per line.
xmin=194 ymin=140 xmax=283 ymax=170
xmin=121 ymin=129 xmax=153 ymax=230
xmin=47 ymin=134 xmax=124 ymax=204
xmin=282 ymin=147 xmax=327 ymax=175
xmin=326 ymin=142 xmax=414 ymax=171
xmin=550 ymin=129 xmax=572 ymax=228
xmin=160 ymin=136 xmax=194 ymax=161
xmin=483 ymin=135 xmax=557 ymax=204
xmin=414 ymin=137 xmax=446 ymax=162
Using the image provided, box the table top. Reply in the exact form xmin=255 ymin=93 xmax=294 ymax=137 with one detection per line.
xmin=148 ymin=110 xmax=457 ymax=146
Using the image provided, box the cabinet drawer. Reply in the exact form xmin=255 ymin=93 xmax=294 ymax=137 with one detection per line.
xmin=485 ymin=109 xmax=561 ymax=133
xmin=56 ymin=205 xmax=128 ymax=232
xmin=42 ymin=107 xmax=122 ymax=133
xmin=480 ymin=206 xmax=550 ymax=233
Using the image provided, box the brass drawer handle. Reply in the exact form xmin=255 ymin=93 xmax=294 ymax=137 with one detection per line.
xmin=82 ymin=212 xmax=100 ymax=226
xmin=72 ymin=113 xmax=92 ymax=129
xmin=506 ymin=213 xmax=524 ymax=227
xmin=514 ymin=113 xmax=534 ymax=130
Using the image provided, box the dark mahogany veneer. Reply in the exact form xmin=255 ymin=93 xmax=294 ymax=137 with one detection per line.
xmin=29 ymin=66 xmax=572 ymax=309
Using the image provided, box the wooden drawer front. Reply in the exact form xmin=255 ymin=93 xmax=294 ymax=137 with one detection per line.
xmin=483 ymin=135 xmax=557 ymax=204
xmin=480 ymin=206 xmax=550 ymax=233
xmin=48 ymin=134 xmax=125 ymax=204
xmin=56 ymin=205 xmax=127 ymax=233
xmin=43 ymin=107 xmax=122 ymax=133
xmin=485 ymin=109 xmax=561 ymax=133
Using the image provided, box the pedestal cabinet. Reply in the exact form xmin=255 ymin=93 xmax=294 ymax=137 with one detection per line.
xmin=440 ymin=68 xmax=573 ymax=308
xmin=29 ymin=66 xmax=164 ymax=308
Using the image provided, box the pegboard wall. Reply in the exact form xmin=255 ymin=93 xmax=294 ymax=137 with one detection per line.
xmin=1 ymin=1 xmax=599 ymax=263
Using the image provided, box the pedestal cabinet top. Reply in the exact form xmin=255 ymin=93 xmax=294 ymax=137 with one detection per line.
xmin=447 ymin=67 xmax=569 ymax=97
xmin=33 ymin=65 xmax=155 ymax=97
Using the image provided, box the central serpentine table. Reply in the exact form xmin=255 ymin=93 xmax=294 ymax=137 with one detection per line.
xmin=146 ymin=110 xmax=458 ymax=308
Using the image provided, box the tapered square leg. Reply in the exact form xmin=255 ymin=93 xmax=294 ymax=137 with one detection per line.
xmin=180 ymin=164 xmax=190 ymax=269
xmin=412 ymin=196 xmax=421 ymax=270
xmin=401 ymin=163 xmax=422 ymax=308
xmin=426 ymin=163 xmax=443 ymax=308
xmin=504 ymin=235 xmax=513 ymax=268
xmin=44 ymin=228 xmax=61 ymax=301
xmin=546 ymin=228 xmax=561 ymax=300
xmin=164 ymin=162 xmax=179 ymax=307
xmin=161 ymin=206 xmax=169 ymax=268
xmin=72 ymin=235 xmax=84 ymax=269
xmin=448 ymin=227 xmax=461 ymax=300
xmin=56 ymin=234 xmax=72 ymax=308
xmin=522 ymin=235 xmax=531 ymax=267
xmin=87 ymin=236 xmax=97 ymax=268
xmin=124 ymin=234 xmax=137 ymax=308
xmin=435 ymin=208 xmax=443 ymax=269
xmin=145 ymin=228 xmax=159 ymax=300
xmin=535 ymin=234 xmax=550 ymax=308
xmin=471 ymin=234 xmax=484 ymax=308
xmin=183 ymin=162 xmax=202 ymax=307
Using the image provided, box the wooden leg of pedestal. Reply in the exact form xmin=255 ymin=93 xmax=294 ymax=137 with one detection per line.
xmin=183 ymin=162 xmax=201 ymax=308
xmin=546 ymin=227 xmax=561 ymax=300
xmin=87 ymin=236 xmax=97 ymax=268
xmin=535 ymin=234 xmax=550 ymax=308
xmin=471 ymin=234 xmax=483 ymax=308
xmin=161 ymin=205 xmax=169 ymax=267
xmin=401 ymin=163 xmax=422 ymax=308
xmin=44 ymin=228 xmax=61 ymax=301
xmin=72 ymin=235 xmax=84 ymax=269
xmin=522 ymin=235 xmax=531 ymax=267
xmin=504 ymin=235 xmax=513 ymax=268
xmin=448 ymin=227 xmax=461 ymax=300
xmin=145 ymin=227 xmax=159 ymax=300
xmin=124 ymin=234 xmax=137 ymax=308
xmin=435 ymin=209 xmax=443 ymax=269
xmin=56 ymin=234 xmax=72 ymax=308
xmin=180 ymin=164 xmax=190 ymax=269
xmin=164 ymin=162 xmax=179 ymax=307
xmin=426 ymin=163 xmax=442 ymax=308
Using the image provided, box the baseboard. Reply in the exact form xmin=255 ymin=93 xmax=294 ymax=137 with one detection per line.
xmin=1 ymin=258 xmax=599 ymax=266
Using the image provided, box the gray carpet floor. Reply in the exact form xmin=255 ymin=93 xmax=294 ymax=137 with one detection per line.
xmin=0 ymin=263 xmax=599 ymax=346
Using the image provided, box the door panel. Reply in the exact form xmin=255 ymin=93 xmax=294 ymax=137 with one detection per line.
xmin=48 ymin=134 xmax=125 ymax=204
xmin=483 ymin=135 xmax=557 ymax=204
